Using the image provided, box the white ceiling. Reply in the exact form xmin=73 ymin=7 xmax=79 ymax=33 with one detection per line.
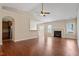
xmin=0 ymin=3 xmax=79 ymax=23
xmin=0 ymin=3 xmax=39 ymax=11
xmin=31 ymin=3 xmax=79 ymax=23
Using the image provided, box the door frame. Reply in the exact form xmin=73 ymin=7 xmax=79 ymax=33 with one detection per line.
xmin=2 ymin=16 xmax=15 ymax=42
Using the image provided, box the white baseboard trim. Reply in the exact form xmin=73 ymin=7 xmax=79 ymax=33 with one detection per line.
xmin=15 ymin=36 xmax=38 ymax=42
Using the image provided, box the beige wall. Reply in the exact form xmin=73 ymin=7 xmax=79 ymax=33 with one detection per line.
xmin=77 ymin=8 xmax=79 ymax=48
xmin=38 ymin=18 xmax=77 ymax=39
xmin=0 ymin=8 xmax=38 ymax=44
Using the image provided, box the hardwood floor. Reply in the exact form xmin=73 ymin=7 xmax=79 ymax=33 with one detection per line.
xmin=0 ymin=37 xmax=79 ymax=56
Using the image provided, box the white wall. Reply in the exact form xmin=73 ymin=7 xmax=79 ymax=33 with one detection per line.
xmin=0 ymin=17 xmax=2 ymax=45
xmin=77 ymin=8 xmax=79 ymax=48
xmin=0 ymin=8 xmax=38 ymax=44
xmin=38 ymin=18 xmax=77 ymax=39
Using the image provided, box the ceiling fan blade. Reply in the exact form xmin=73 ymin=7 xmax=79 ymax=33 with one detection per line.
xmin=43 ymin=12 xmax=50 ymax=14
xmin=41 ymin=11 xmax=43 ymax=14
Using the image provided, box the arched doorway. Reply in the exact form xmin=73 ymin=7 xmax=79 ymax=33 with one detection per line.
xmin=2 ymin=16 xmax=15 ymax=42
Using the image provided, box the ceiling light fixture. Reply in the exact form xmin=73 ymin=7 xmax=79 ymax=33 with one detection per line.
xmin=40 ymin=3 xmax=50 ymax=16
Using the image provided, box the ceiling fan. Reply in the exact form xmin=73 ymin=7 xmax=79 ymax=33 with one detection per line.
xmin=41 ymin=3 xmax=50 ymax=16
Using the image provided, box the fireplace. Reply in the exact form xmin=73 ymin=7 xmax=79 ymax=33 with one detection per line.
xmin=54 ymin=31 xmax=61 ymax=37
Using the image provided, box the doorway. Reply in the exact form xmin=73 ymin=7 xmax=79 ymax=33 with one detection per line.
xmin=2 ymin=21 xmax=12 ymax=41
xmin=2 ymin=16 xmax=14 ymax=42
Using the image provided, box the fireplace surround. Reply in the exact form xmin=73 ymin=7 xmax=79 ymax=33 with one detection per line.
xmin=54 ymin=31 xmax=61 ymax=37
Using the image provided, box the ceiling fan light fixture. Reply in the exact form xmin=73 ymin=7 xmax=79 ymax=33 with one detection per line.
xmin=40 ymin=13 xmax=46 ymax=16
xmin=40 ymin=3 xmax=50 ymax=16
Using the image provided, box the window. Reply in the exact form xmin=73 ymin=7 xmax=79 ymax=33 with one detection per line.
xmin=30 ymin=20 xmax=38 ymax=30
xmin=48 ymin=25 xmax=52 ymax=33
xmin=66 ymin=23 xmax=74 ymax=33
